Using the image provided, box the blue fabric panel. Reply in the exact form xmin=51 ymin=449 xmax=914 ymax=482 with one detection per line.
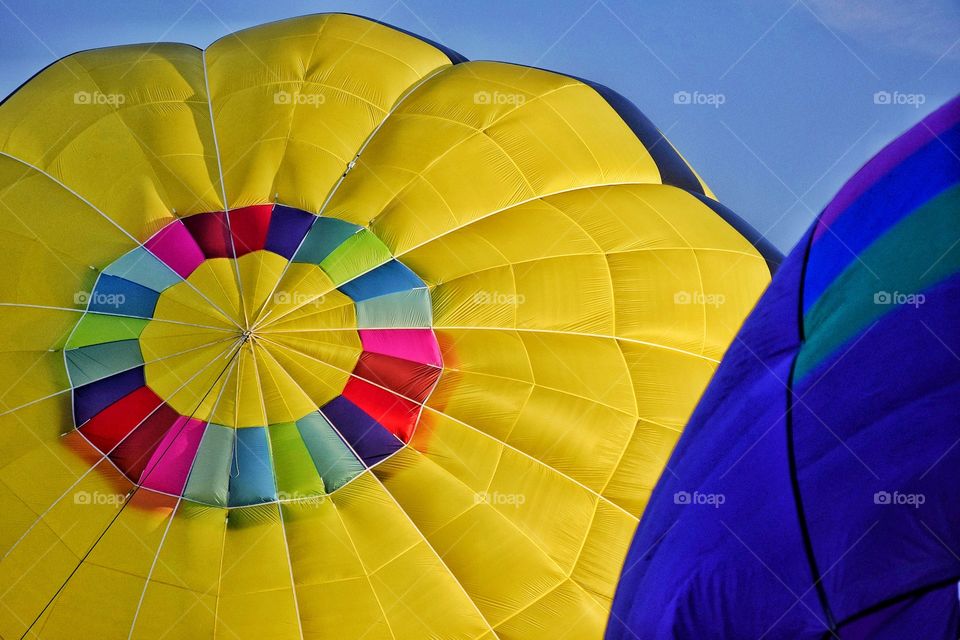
xmin=228 ymin=426 xmax=277 ymax=506
xmin=837 ymin=581 xmax=960 ymax=639
xmin=293 ymin=217 xmax=360 ymax=264
xmin=89 ymin=274 xmax=159 ymax=318
xmin=794 ymin=273 xmax=960 ymax=622
xmin=265 ymin=205 xmax=316 ymax=258
xmin=320 ymin=397 xmax=402 ymax=466
xmin=338 ymin=259 xmax=425 ymax=301
xmin=73 ymin=366 xmax=145 ymax=425
xmin=803 ymin=124 xmax=960 ymax=311
xmin=104 ymin=247 xmax=181 ymax=292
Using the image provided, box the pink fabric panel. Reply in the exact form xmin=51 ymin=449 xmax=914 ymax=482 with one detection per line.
xmin=359 ymin=328 xmax=442 ymax=366
xmin=145 ymin=221 xmax=205 ymax=278
xmin=140 ymin=417 xmax=206 ymax=495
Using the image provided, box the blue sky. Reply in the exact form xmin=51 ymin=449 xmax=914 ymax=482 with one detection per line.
xmin=0 ymin=0 xmax=957 ymax=251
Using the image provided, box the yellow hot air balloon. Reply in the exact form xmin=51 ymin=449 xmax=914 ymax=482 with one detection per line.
xmin=0 ymin=13 xmax=776 ymax=639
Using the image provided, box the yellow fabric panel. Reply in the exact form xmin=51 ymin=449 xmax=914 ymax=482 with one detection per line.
xmin=373 ymin=446 xmax=618 ymax=637
xmin=506 ymin=385 xmax=636 ymax=491
xmin=607 ymin=248 xmax=708 ymax=356
xmin=428 ymin=369 xmax=533 ymax=442
xmin=34 ymin=492 xmax=177 ymax=639
xmin=696 ymin=248 xmax=774 ymax=359
xmin=325 ymin=62 xmax=661 ymax=253
xmin=0 ymin=159 xmax=135 ymax=307
xmin=368 ymin=540 xmax=492 ymax=638
xmin=138 ymin=323 xmax=233 ymax=363
xmin=132 ymin=502 xmax=226 ymax=640
xmin=237 ymin=251 xmax=287 ymax=322
xmin=0 ymin=306 xmax=75 ymax=406
xmin=250 ymin=343 xmax=323 ymax=424
xmin=570 ymin=500 xmax=638 ymax=603
xmin=282 ymin=496 xmax=393 ymax=639
xmin=431 ymin=264 xmax=517 ymax=328
xmin=410 ymin=409 xmax=504 ymax=494
xmin=0 ymin=403 xmax=82 ymax=553
xmin=0 ymin=457 xmax=132 ymax=638
xmin=493 ymin=579 xmax=609 ymax=640
xmin=0 ymin=45 xmax=221 ymax=237
xmin=401 ymin=197 xmax=602 ymax=284
xmin=621 ymin=342 xmax=717 ymax=429
xmin=435 ymin=327 xmax=533 ymax=381
xmin=143 ymin=340 xmax=237 ymax=422
xmin=176 ymin=256 xmax=243 ymax=322
xmin=252 ymin=261 xmax=345 ymax=327
xmin=223 ymin=342 xmax=268 ymax=427
xmin=217 ymin=503 xmax=301 ymax=639
xmin=603 ymin=419 xmax=682 ymax=516
xmin=150 ymin=272 xmax=237 ymax=330
xmin=519 ymin=332 xmax=637 ymax=414
xmin=205 ymin=13 xmax=453 ymax=210
xmin=258 ymin=335 xmax=357 ymax=411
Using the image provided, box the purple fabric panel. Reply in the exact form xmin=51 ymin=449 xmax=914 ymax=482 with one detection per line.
xmin=320 ymin=396 xmax=402 ymax=466
xmin=73 ymin=366 xmax=146 ymax=425
xmin=265 ymin=205 xmax=317 ymax=259
xmin=794 ymin=273 xmax=960 ymax=621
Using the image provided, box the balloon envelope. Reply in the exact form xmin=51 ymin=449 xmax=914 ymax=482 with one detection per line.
xmin=608 ymin=95 xmax=960 ymax=639
xmin=0 ymin=13 xmax=776 ymax=639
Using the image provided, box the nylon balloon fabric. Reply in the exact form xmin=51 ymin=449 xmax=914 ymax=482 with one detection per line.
xmin=607 ymin=95 xmax=960 ymax=639
xmin=0 ymin=14 xmax=775 ymax=640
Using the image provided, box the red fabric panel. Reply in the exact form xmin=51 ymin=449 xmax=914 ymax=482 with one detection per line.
xmin=229 ymin=205 xmax=273 ymax=256
xmin=341 ymin=377 xmax=421 ymax=442
xmin=79 ymin=386 xmax=162 ymax=453
xmin=353 ymin=351 xmax=441 ymax=403
xmin=183 ymin=211 xmax=232 ymax=258
xmin=109 ymin=403 xmax=181 ymax=483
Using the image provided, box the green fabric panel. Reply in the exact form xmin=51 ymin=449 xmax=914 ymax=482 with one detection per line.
xmin=356 ymin=288 xmax=432 ymax=328
xmin=268 ymin=421 xmax=325 ymax=498
xmin=797 ymin=185 xmax=960 ymax=380
xmin=104 ymin=247 xmax=181 ymax=292
xmin=66 ymin=339 xmax=143 ymax=386
xmin=296 ymin=411 xmax=365 ymax=492
xmin=184 ymin=423 xmax=233 ymax=507
xmin=65 ymin=313 xmax=149 ymax=349
xmin=320 ymin=229 xmax=393 ymax=286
